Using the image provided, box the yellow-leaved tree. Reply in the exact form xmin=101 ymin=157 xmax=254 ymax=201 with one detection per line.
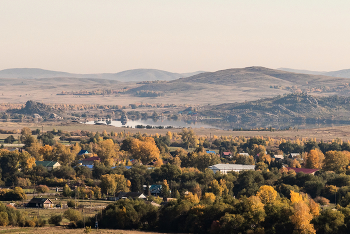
xmin=289 ymin=191 xmax=316 ymax=234
xmin=130 ymin=137 xmax=160 ymax=164
xmin=256 ymin=185 xmax=278 ymax=204
xmin=305 ymin=149 xmax=324 ymax=169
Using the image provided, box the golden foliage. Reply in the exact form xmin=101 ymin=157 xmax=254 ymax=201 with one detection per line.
xmin=256 ymin=185 xmax=278 ymax=204
xmin=290 ymin=201 xmax=316 ymax=234
xmin=290 ymin=191 xmax=303 ymax=204
xmin=184 ymin=192 xmax=200 ymax=204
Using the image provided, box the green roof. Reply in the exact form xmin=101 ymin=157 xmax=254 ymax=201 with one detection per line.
xmin=35 ymin=161 xmax=59 ymax=167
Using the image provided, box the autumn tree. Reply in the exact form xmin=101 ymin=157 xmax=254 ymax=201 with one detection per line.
xmin=39 ymin=145 xmax=53 ymax=161
xmin=130 ymin=137 xmax=160 ymax=164
xmin=323 ymin=150 xmax=349 ymax=173
xmin=256 ymin=185 xmax=278 ymax=204
xmin=96 ymin=139 xmax=118 ymax=166
xmin=100 ymin=174 xmax=130 ymax=196
xmin=52 ymin=143 xmax=75 ymax=166
xmin=305 ymin=149 xmax=324 ymax=169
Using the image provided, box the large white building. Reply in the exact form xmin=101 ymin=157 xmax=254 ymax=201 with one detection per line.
xmin=209 ymin=164 xmax=255 ymax=174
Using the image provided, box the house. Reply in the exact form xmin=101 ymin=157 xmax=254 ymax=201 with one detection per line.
xmin=222 ymin=152 xmax=232 ymax=158
xmin=206 ymin=150 xmax=216 ymax=154
xmin=273 ymin=155 xmax=284 ymax=160
xmin=79 ymin=156 xmax=100 ymax=166
xmin=108 ymin=192 xmax=147 ymax=201
xmin=289 ymin=153 xmax=300 ymax=159
xmin=35 ymin=161 xmax=61 ymax=171
xmin=26 ymin=198 xmax=54 ymax=208
xmin=77 ymin=150 xmax=90 ymax=156
xmin=209 ymin=164 xmax=255 ymax=174
xmin=149 ymin=185 xmax=162 ymax=196
xmin=238 ymin=153 xmax=250 ymax=157
xmin=286 ymin=167 xmax=319 ymax=175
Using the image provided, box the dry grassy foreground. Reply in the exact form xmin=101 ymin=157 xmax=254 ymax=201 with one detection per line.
xmin=0 ymin=226 xmax=172 ymax=234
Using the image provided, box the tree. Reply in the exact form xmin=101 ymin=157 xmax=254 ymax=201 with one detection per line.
xmin=4 ymin=135 xmax=15 ymax=144
xmin=323 ymin=151 xmax=349 ymax=173
xmin=184 ymin=192 xmax=199 ymax=204
xmin=290 ymin=201 xmax=316 ymax=234
xmin=39 ymin=145 xmax=53 ymax=161
xmin=36 ymin=185 xmax=49 ymax=193
xmin=180 ymin=128 xmax=197 ymax=149
xmin=202 ymin=192 xmax=216 ymax=204
xmin=52 ymin=143 xmax=75 ymax=166
xmin=64 ymin=209 xmax=82 ymax=223
xmin=49 ymin=214 xmax=62 ymax=226
xmin=96 ymin=139 xmax=118 ymax=166
xmin=130 ymin=137 xmax=160 ymax=165
xmin=100 ymin=174 xmax=130 ymax=196
xmin=63 ymin=184 xmax=72 ymax=197
xmin=305 ymin=149 xmax=324 ymax=169
xmin=162 ymin=180 xmax=170 ymax=198
xmin=256 ymin=185 xmax=278 ymax=204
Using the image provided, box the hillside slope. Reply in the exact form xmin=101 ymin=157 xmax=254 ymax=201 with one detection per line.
xmin=199 ymin=93 xmax=350 ymax=129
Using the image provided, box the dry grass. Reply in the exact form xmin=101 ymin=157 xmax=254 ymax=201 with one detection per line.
xmin=0 ymin=226 xmax=172 ymax=234
xmin=1 ymin=122 xmax=350 ymax=142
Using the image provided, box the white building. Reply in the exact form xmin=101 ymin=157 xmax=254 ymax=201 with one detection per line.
xmin=209 ymin=164 xmax=255 ymax=174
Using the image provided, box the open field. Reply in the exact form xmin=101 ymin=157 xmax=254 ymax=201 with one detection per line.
xmin=0 ymin=122 xmax=350 ymax=142
xmin=0 ymin=226 xmax=171 ymax=234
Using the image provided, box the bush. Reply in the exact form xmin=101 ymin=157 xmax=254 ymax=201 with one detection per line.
xmin=36 ymin=185 xmax=50 ymax=193
xmin=0 ymin=212 xmax=9 ymax=226
xmin=67 ymin=200 xmax=75 ymax=208
xmin=314 ymin=196 xmax=330 ymax=205
xmin=49 ymin=214 xmax=62 ymax=226
xmin=64 ymin=209 xmax=82 ymax=223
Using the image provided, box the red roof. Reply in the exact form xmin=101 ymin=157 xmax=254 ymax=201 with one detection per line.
xmin=82 ymin=156 xmax=101 ymax=161
xmin=223 ymin=152 xmax=232 ymax=156
xmin=286 ymin=167 xmax=319 ymax=174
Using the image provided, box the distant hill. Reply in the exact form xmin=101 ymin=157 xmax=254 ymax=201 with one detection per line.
xmin=277 ymin=68 xmax=325 ymax=75
xmin=323 ymin=69 xmax=350 ymax=78
xmin=0 ymin=68 xmax=205 ymax=82
xmin=278 ymin=67 xmax=350 ymax=78
xmin=131 ymin=66 xmax=348 ymax=92
xmin=199 ymin=93 xmax=350 ymax=129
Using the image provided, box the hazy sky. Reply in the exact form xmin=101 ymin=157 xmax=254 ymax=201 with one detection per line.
xmin=1 ymin=0 xmax=349 ymax=73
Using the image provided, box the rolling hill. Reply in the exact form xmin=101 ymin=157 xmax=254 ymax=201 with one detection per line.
xmin=278 ymin=67 xmax=350 ymax=78
xmin=198 ymin=93 xmax=350 ymax=129
xmin=0 ymin=68 xmax=205 ymax=82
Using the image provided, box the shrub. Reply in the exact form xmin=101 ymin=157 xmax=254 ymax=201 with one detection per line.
xmin=67 ymin=200 xmax=75 ymax=208
xmin=0 ymin=212 xmax=9 ymax=226
xmin=314 ymin=196 xmax=330 ymax=205
xmin=49 ymin=214 xmax=62 ymax=226
xmin=36 ymin=185 xmax=50 ymax=193
xmin=64 ymin=209 xmax=82 ymax=223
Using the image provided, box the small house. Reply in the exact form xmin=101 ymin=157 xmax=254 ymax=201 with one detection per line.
xmin=149 ymin=185 xmax=162 ymax=196
xmin=289 ymin=153 xmax=300 ymax=159
xmin=108 ymin=192 xmax=147 ymax=201
xmin=273 ymin=155 xmax=284 ymax=160
xmin=79 ymin=156 xmax=100 ymax=166
xmin=26 ymin=198 xmax=54 ymax=208
xmin=77 ymin=150 xmax=90 ymax=156
xmin=206 ymin=150 xmax=216 ymax=154
xmin=238 ymin=153 xmax=250 ymax=157
xmin=35 ymin=161 xmax=61 ymax=171
xmin=209 ymin=164 xmax=255 ymax=174
xmin=222 ymin=152 xmax=232 ymax=158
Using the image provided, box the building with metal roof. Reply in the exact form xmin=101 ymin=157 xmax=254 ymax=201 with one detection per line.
xmin=209 ymin=164 xmax=255 ymax=174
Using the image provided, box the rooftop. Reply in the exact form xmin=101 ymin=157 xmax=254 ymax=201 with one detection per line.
xmin=209 ymin=164 xmax=255 ymax=170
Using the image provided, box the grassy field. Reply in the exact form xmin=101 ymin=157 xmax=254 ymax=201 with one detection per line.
xmin=1 ymin=122 xmax=350 ymax=142
xmin=0 ymin=226 xmax=171 ymax=234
